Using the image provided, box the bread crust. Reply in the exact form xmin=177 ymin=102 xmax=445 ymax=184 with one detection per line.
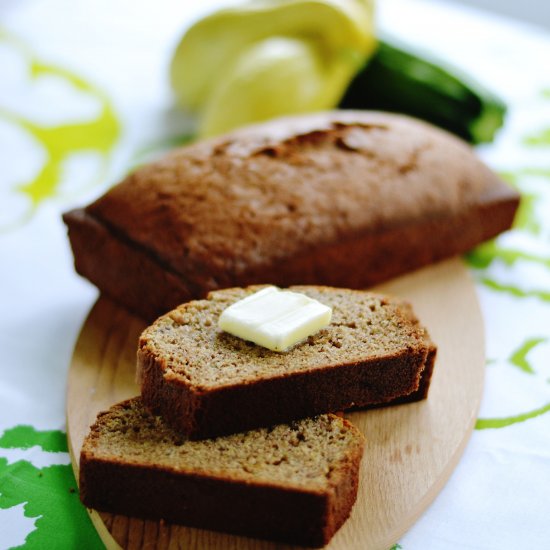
xmin=63 ymin=209 xmax=194 ymax=320
xmin=63 ymin=110 xmax=519 ymax=321
xmin=139 ymin=345 xmax=428 ymax=439
xmin=361 ymin=342 xmax=437 ymax=410
xmin=79 ymin=399 xmax=365 ymax=547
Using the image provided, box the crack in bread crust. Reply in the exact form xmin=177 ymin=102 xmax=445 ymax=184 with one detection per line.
xmin=63 ymin=111 xmax=519 ymax=321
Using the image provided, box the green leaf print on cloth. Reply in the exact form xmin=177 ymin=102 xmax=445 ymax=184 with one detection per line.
xmin=466 ymin=170 xmax=550 ymax=299
xmin=480 ymin=278 xmax=550 ymax=303
xmin=523 ymin=87 xmax=550 ymax=145
xmin=0 ymin=426 xmax=68 ymax=452
xmin=476 ymin=334 xmax=550 ymax=430
xmin=468 ymin=87 xmax=550 ymax=430
xmin=0 ymin=29 xmax=120 ymax=231
xmin=523 ymin=128 xmax=550 ymax=146
xmin=0 ymin=426 xmax=103 ymax=549
xmin=476 ymin=402 xmax=550 ymax=430
xmin=509 ymin=337 xmax=547 ymax=374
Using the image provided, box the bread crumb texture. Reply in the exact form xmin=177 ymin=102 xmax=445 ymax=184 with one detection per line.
xmin=84 ymin=398 xmax=364 ymax=491
xmin=139 ymin=285 xmax=430 ymax=388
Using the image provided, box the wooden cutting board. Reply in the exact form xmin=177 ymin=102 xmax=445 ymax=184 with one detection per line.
xmin=66 ymin=257 xmax=485 ymax=550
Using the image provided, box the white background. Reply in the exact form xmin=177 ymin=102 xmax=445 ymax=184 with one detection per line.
xmin=445 ymin=0 xmax=550 ymax=29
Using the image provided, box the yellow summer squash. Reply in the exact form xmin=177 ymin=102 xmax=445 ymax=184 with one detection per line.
xmin=170 ymin=0 xmax=376 ymax=137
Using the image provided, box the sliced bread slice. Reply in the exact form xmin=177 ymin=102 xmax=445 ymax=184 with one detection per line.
xmin=138 ymin=285 xmax=436 ymax=439
xmin=79 ymin=397 xmax=365 ymax=547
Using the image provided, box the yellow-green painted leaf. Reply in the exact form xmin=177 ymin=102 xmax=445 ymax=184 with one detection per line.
xmin=0 ymin=29 xmax=121 ymax=230
xmin=476 ymin=401 xmax=550 ymax=429
xmin=509 ymin=338 xmax=547 ymax=374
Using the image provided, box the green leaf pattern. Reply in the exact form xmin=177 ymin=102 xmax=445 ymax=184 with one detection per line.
xmin=0 ymin=29 xmax=120 ymax=231
xmin=0 ymin=426 xmax=103 ymax=549
xmin=468 ymin=89 xmax=550 ymax=430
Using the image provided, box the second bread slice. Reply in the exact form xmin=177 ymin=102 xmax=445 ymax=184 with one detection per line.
xmin=138 ymin=285 xmax=436 ymax=439
xmin=80 ymin=397 xmax=365 ymax=547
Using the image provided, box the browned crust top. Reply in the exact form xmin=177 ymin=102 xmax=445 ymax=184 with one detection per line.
xmin=86 ymin=111 xmax=517 ymax=293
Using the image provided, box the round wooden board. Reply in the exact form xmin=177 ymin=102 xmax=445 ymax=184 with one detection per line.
xmin=67 ymin=257 xmax=485 ymax=550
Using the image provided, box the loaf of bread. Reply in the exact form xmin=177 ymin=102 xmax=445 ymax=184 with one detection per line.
xmin=137 ymin=285 xmax=436 ymax=439
xmin=63 ymin=110 xmax=519 ymax=321
xmin=80 ymin=397 xmax=365 ymax=547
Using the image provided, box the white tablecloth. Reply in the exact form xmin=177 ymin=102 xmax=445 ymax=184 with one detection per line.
xmin=1 ymin=0 xmax=549 ymax=548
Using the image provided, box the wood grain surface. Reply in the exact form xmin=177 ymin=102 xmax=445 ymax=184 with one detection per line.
xmin=66 ymin=257 xmax=485 ymax=550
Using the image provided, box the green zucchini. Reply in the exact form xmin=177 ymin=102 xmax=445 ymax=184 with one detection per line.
xmin=339 ymin=38 xmax=507 ymax=144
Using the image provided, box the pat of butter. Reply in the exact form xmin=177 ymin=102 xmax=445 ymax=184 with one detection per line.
xmin=218 ymin=286 xmax=332 ymax=352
